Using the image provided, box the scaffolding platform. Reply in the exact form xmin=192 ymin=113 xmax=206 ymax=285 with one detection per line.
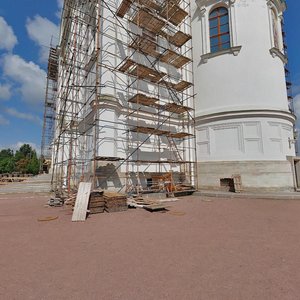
xmin=160 ymin=1 xmax=188 ymax=26
xmin=130 ymin=36 xmax=191 ymax=68
xmin=163 ymin=103 xmax=193 ymax=114
xmin=94 ymin=156 xmax=125 ymax=161
xmin=160 ymin=31 xmax=191 ymax=47
xmin=159 ymin=79 xmax=192 ymax=92
xmin=130 ymin=126 xmax=170 ymax=136
xmin=117 ymin=0 xmax=188 ymax=26
xmin=130 ymin=125 xmax=193 ymax=138
xmin=117 ymin=0 xmax=191 ymax=47
xmin=119 ymin=59 xmax=166 ymax=83
xmin=128 ymin=94 xmax=159 ymax=106
xmin=132 ymin=8 xmax=166 ymax=34
xmin=48 ymin=48 xmax=58 ymax=80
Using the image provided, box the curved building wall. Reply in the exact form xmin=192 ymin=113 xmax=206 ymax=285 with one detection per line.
xmin=192 ymin=0 xmax=296 ymax=191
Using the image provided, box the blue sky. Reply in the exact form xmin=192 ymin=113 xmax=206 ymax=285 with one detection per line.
xmin=0 ymin=0 xmax=299 ymax=153
xmin=0 ymin=0 xmax=62 ymax=152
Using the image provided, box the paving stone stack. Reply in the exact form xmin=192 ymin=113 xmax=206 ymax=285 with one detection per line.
xmin=89 ymin=190 xmax=105 ymax=214
xmin=104 ymin=192 xmax=128 ymax=213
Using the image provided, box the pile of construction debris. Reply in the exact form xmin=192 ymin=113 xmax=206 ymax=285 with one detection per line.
xmin=49 ymin=181 xmax=193 ymax=222
xmin=104 ymin=192 xmax=128 ymax=213
xmin=89 ymin=190 xmax=105 ymax=214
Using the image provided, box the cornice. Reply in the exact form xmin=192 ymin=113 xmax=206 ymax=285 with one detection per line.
xmin=196 ymin=0 xmax=236 ymax=9
xmin=195 ymin=109 xmax=296 ymax=125
xmin=269 ymin=47 xmax=288 ymax=64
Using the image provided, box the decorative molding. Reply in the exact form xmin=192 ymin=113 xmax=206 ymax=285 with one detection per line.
xmin=196 ymin=0 xmax=239 ymax=56
xmin=269 ymin=47 xmax=288 ymax=64
xmin=195 ymin=109 xmax=296 ymax=126
xmin=211 ymin=122 xmax=245 ymax=153
xmin=200 ymin=45 xmax=242 ymax=63
xmin=266 ymin=0 xmax=286 ymax=14
xmin=196 ymin=0 xmax=236 ymax=8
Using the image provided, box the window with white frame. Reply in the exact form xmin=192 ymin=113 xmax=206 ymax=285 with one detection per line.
xmin=209 ymin=7 xmax=231 ymax=53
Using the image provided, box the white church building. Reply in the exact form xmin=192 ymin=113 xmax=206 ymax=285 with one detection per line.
xmin=193 ymin=0 xmax=296 ymax=191
xmin=46 ymin=0 xmax=297 ymax=194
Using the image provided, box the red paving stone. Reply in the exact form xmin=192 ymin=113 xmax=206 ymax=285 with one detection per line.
xmin=1 ymin=194 xmax=300 ymax=299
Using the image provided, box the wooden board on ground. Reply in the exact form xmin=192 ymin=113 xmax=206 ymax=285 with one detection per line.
xmin=72 ymin=182 xmax=92 ymax=222
xmin=143 ymin=204 xmax=167 ymax=212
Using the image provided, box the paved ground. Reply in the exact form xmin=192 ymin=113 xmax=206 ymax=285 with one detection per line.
xmin=1 ymin=194 xmax=300 ymax=300
xmin=0 ymin=174 xmax=52 ymax=194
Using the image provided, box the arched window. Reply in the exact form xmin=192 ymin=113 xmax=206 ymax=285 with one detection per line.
xmin=209 ymin=7 xmax=230 ymax=53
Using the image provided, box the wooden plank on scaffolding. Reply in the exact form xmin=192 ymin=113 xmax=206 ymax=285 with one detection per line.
xmin=116 ymin=0 xmax=132 ymax=18
xmin=119 ymin=58 xmax=135 ymax=72
xmin=139 ymin=0 xmax=161 ymax=11
xmin=131 ymin=126 xmax=169 ymax=136
xmin=159 ymin=79 xmax=192 ymax=92
xmin=168 ymin=132 xmax=193 ymax=138
xmin=159 ymin=1 xmax=188 ymax=26
xmin=130 ymin=64 xmax=165 ymax=83
xmin=132 ymin=9 xmax=166 ymax=34
xmin=163 ymin=103 xmax=192 ymax=114
xmin=72 ymin=182 xmax=92 ymax=222
xmin=128 ymin=94 xmax=159 ymax=106
xmin=171 ymin=54 xmax=191 ymax=69
xmin=171 ymin=80 xmax=193 ymax=92
xmin=119 ymin=59 xmax=166 ymax=83
xmin=160 ymin=31 xmax=191 ymax=47
xmin=129 ymin=36 xmax=160 ymax=58
xmin=94 ymin=156 xmax=124 ymax=161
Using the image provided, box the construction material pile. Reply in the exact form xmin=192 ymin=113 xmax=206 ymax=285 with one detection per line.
xmin=89 ymin=190 xmax=105 ymax=214
xmin=104 ymin=192 xmax=128 ymax=213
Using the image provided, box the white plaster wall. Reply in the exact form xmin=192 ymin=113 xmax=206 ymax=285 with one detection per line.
xmin=192 ymin=0 xmax=296 ymax=166
xmin=196 ymin=115 xmax=295 ymax=161
xmin=192 ymin=0 xmax=290 ymax=116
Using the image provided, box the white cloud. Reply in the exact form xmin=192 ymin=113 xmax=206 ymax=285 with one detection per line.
xmin=293 ymin=94 xmax=300 ymax=121
xmin=294 ymin=94 xmax=300 ymax=109
xmin=56 ymin=0 xmax=64 ymax=18
xmin=293 ymin=85 xmax=300 ymax=96
xmin=0 ymin=83 xmax=11 ymax=100
xmin=0 ymin=114 xmax=9 ymax=125
xmin=5 ymin=107 xmax=42 ymax=126
xmin=2 ymin=54 xmax=46 ymax=106
xmin=26 ymin=15 xmax=59 ymax=63
xmin=57 ymin=0 xmax=64 ymax=9
xmin=0 ymin=17 xmax=18 ymax=51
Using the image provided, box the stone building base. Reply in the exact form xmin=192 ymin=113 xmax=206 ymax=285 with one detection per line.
xmin=197 ymin=160 xmax=295 ymax=192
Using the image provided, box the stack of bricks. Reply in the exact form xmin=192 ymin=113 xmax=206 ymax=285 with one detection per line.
xmin=104 ymin=192 xmax=128 ymax=213
xmin=88 ymin=190 xmax=105 ymax=214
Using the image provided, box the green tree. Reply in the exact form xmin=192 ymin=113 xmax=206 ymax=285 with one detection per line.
xmin=14 ymin=144 xmax=40 ymax=175
xmin=26 ymin=150 xmax=39 ymax=175
xmin=0 ymin=157 xmax=15 ymax=173
xmin=15 ymin=144 xmax=34 ymax=161
xmin=0 ymin=148 xmax=14 ymax=173
xmin=0 ymin=148 xmax=14 ymax=159
xmin=15 ymin=158 xmax=29 ymax=174
xmin=0 ymin=144 xmax=40 ymax=175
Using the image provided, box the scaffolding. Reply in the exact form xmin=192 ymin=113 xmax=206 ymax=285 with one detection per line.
xmin=41 ymin=47 xmax=59 ymax=170
xmin=50 ymin=0 xmax=196 ymax=196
